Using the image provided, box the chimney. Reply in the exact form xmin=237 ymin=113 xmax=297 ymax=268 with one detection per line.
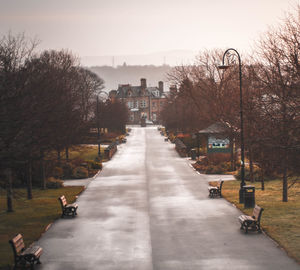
xmin=141 ymin=78 xmax=147 ymax=88
xmin=158 ymin=81 xmax=164 ymax=94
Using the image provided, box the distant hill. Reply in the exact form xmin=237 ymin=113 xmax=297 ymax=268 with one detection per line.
xmin=88 ymin=65 xmax=173 ymax=92
xmin=81 ymin=50 xmax=197 ymax=67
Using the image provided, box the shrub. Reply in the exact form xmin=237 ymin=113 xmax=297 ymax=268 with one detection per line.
xmin=207 ymin=153 xmax=231 ymax=164
xmin=236 ymin=167 xmax=262 ymax=182
xmin=71 ymin=158 xmax=85 ymax=167
xmin=53 ymin=167 xmax=63 ymax=179
xmin=220 ymin=161 xmax=233 ymax=171
xmin=61 ymin=162 xmax=74 ymax=179
xmin=197 ymin=157 xmax=209 ymax=165
xmin=87 ymin=160 xmax=102 ymax=170
xmin=193 ymin=161 xmax=233 ymax=174
xmin=94 ymin=156 xmax=101 ymax=162
xmin=46 ymin=177 xmax=64 ymax=189
xmin=168 ymin=133 xmax=176 ymax=143
xmin=72 ymin=167 xmax=88 ymax=179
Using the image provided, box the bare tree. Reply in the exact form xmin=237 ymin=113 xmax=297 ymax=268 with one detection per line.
xmin=0 ymin=32 xmax=38 ymax=210
xmin=253 ymin=8 xmax=300 ymax=201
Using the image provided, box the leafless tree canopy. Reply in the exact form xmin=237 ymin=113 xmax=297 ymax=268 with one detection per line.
xmin=162 ymin=9 xmax=300 ymax=202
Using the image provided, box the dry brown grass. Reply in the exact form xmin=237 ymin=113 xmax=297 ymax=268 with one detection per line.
xmin=217 ymin=179 xmax=300 ymax=263
xmin=0 ymin=186 xmax=84 ymax=270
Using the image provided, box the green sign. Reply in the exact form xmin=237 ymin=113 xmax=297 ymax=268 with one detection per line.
xmin=207 ymin=136 xmax=230 ymax=153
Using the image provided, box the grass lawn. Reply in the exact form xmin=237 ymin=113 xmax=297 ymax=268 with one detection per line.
xmin=47 ymin=144 xmax=107 ymax=162
xmin=0 ymin=186 xmax=84 ymax=270
xmin=219 ymin=179 xmax=300 ymax=264
xmin=67 ymin=145 xmax=106 ymax=161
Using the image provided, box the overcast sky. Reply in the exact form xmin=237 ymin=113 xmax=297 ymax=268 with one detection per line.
xmin=0 ymin=0 xmax=297 ymax=64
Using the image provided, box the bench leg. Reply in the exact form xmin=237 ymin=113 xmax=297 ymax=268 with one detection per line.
xmin=240 ymin=223 xmax=244 ymax=230
xmin=241 ymin=221 xmax=249 ymax=233
xmin=209 ymin=190 xmax=215 ymax=198
xmin=257 ymin=224 xmax=262 ymax=233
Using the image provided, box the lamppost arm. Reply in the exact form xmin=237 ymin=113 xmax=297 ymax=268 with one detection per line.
xmin=221 ymin=48 xmax=241 ymax=68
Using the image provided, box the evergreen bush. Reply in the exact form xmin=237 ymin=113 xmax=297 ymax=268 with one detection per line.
xmin=46 ymin=177 xmax=64 ymax=188
xmin=53 ymin=167 xmax=63 ymax=179
xmin=72 ymin=167 xmax=88 ymax=179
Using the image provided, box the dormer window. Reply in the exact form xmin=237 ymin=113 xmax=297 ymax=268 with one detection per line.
xmin=127 ymin=90 xmax=132 ymax=97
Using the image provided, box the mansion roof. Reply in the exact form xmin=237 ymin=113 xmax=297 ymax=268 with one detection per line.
xmin=114 ymin=85 xmax=166 ymax=99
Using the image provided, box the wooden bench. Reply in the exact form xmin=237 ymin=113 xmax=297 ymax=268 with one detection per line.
xmin=208 ymin=180 xmax=224 ymax=198
xmin=9 ymin=234 xmax=42 ymax=269
xmin=58 ymin=195 xmax=78 ymax=218
xmin=238 ymin=205 xmax=264 ymax=233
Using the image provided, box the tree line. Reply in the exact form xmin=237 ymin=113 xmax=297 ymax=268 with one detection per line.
xmin=0 ymin=33 xmax=128 ymax=211
xmin=161 ymin=7 xmax=300 ymax=202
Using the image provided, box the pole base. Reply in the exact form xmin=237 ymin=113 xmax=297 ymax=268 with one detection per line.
xmin=239 ymin=188 xmax=244 ymax=204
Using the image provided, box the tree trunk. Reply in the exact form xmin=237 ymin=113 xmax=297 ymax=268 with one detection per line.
xmin=57 ymin=150 xmax=61 ymax=161
xmin=261 ymin=166 xmax=265 ymax=191
xmin=282 ymin=153 xmax=288 ymax=202
xmin=6 ymin=168 xmax=13 ymax=212
xmin=230 ymin=137 xmax=234 ymax=171
xmin=233 ymin=140 xmax=237 ymax=171
xmin=249 ymin=147 xmax=254 ymax=183
xmin=40 ymin=150 xmax=46 ymax=190
xmin=27 ymin=160 xmax=33 ymax=199
xmin=281 ymin=98 xmax=288 ymax=202
xmin=65 ymin=147 xmax=69 ymax=160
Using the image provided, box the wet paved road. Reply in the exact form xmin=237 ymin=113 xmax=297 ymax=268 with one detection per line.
xmin=36 ymin=127 xmax=299 ymax=270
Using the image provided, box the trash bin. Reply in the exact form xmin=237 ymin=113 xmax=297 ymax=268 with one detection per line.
xmin=243 ymin=185 xmax=255 ymax=208
xmin=190 ymin=149 xmax=197 ymax=160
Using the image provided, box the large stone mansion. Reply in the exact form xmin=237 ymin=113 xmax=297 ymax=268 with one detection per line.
xmin=109 ymin=78 xmax=167 ymax=124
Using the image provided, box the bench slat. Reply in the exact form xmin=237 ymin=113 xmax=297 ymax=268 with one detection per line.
xmin=10 ymin=234 xmax=43 ymax=267
xmin=208 ymin=180 xmax=224 ymax=198
xmin=238 ymin=205 xmax=264 ymax=233
xmin=252 ymin=206 xmax=262 ymax=219
xmin=22 ymin=246 xmax=43 ymax=257
xmin=11 ymin=234 xmax=25 ymax=254
xmin=59 ymin=195 xmax=78 ymax=217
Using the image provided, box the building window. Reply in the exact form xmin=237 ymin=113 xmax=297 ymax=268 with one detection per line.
xmin=127 ymin=101 xmax=134 ymax=108
xmin=152 ymin=101 xmax=156 ymax=107
xmin=140 ymin=100 xmax=147 ymax=108
xmin=152 ymin=113 xmax=157 ymax=121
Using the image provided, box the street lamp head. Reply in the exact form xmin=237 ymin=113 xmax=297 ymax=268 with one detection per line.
xmin=218 ymin=64 xmax=230 ymax=70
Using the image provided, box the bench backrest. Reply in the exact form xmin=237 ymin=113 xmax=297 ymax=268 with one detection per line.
xmin=58 ymin=195 xmax=67 ymax=208
xmin=219 ymin=180 xmax=224 ymax=190
xmin=252 ymin=205 xmax=264 ymax=221
xmin=9 ymin=234 xmax=25 ymax=256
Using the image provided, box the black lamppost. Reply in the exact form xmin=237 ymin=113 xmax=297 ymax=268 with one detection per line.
xmin=96 ymin=91 xmax=109 ymax=160
xmin=96 ymin=95 xmax=101 ymax=159
xmin=196 ymin=132 xmax=200 ymax=160
xmin=219 ymin=48 xmax=245 ymax=203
